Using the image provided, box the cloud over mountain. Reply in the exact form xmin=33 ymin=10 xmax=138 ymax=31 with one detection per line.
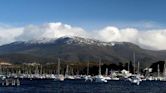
xmin=16 ymin=22 xmax=89 ymax=41
xmin=0 ymin=22 xmax=166 ymax=50
xmin=0 ymin=26 xmax=23 ymax=45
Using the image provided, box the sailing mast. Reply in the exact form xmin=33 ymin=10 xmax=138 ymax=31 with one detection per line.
xmin=99 ymin=59 xmax=101 ymax=75
xmin=157 ymin=64 xmax=160 ymax=78
xmin=57 ymin=58 xmax=61 ymax=75
xmin=87 ymin=61 xmax=89 ymax=75
xmin=65 ymin=65 xmax=69 ymax=76
xmin=133 ymin=52 xmax=136 ymax=74
xmin=137 ymin=61 xmax=140 ymax=74
xmin=105 ymin=68 xmax=108 ymax=76
xmin=35 ymin=65 xmax=39 ymax=75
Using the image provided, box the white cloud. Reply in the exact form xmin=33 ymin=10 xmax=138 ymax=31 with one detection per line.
xmin=97 ymin=26 xmax=166 ymax=50
xmin=0 ymin=27 xmax=23 ymax=45
xmin=0 ymin=22 xmax=166 ymax=50
xmin=16 ymin=22 xmax=88 ymax=41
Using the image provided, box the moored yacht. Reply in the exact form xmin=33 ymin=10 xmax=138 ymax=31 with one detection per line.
xmin=94 ymin=59 xmax=107 ymax=83
xmin=128 ymin=75 xmax=142 ymax=85
xmin=54 ymin=58 xmax=64 ymax=81
xmin=103 ymin=68 xmax=111 ymax=80
xmin=84 ymin=61 xmax=93 ymax=82
xmin=85 ymin=75 xmax=93 ymax=82
xmin=65 ymin=65 xmax=74 ymax=80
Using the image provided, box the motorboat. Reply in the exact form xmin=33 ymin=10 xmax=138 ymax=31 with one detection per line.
xmin=128 ymin=75 xmax=142 ymax=85
xmin=94 ymin=75 xmax=107 ymax=83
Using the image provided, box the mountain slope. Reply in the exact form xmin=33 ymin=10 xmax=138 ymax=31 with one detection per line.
xmin=0 ymin=36 xmax=165 ymax=67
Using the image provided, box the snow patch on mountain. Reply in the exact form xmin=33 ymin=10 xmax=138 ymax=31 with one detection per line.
xmin=23 ymin=36 xmax=120 ymax=47
xmin=63 ymin=36 xmax=124 ymax=47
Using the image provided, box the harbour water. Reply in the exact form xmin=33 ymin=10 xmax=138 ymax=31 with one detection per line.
xmin=0 ymin=79 xmax=166 ymax=93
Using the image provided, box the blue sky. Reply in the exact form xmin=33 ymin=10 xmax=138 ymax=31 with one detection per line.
xmin=0 ymin=0 xmax=165 ymax=30
xmin=0 ymin=0 xmax=166 ymax=50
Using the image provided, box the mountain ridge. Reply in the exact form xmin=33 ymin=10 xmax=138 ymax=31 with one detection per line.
xmin=0 ymin=36 xmax=165 ymax=68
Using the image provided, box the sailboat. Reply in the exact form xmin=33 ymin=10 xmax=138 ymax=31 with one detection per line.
xmin=103 ymin=68 xmax=111 ymax=80
xmin=128 ymin=53 xmax=141 ymax=85
xmin=54 ymin=58 xmax=64 ymax=81
xmin=65 ymin=65 xmax=74 ymax=80
xmin=94 ymin=59 xmax=107 ymax=83
xmin=85 ymin=61 xmax=93 ymax=82
xmin=156 ymin=64 xmax=162 ymax=81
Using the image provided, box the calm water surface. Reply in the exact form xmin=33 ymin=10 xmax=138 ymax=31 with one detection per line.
xmin=0 ymin=79 xmax=166 ymax=93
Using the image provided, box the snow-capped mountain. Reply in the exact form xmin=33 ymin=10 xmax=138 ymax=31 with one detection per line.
xmin=0 ymin=36 xmax=165 ymax=68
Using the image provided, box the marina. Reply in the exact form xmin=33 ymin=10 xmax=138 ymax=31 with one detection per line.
xmin=1 ymin=60 xmax=166 ymax=86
